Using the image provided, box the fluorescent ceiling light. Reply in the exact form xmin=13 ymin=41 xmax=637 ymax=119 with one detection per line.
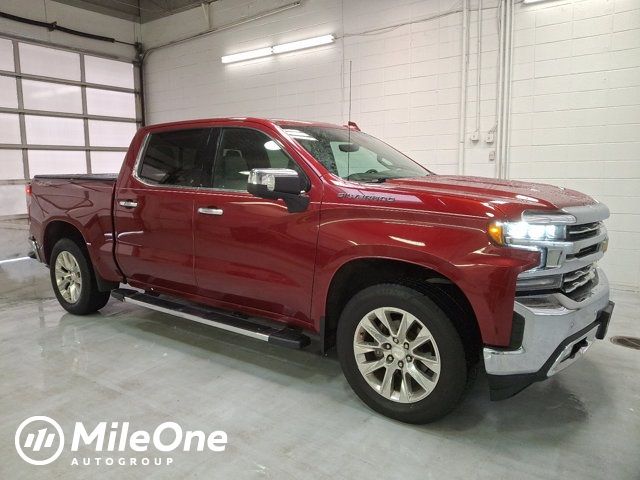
xmin=221 ymin=34 xmax=334 ymax=64
xmin=272 ymin=34 xmax=335 ymax=54
xmin=221 ymin=47 xmax=273 ymax=64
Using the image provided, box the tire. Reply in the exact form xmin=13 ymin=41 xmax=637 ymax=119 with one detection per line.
xmin=336 ymin=283 xmax=467 ymax=424
xmin=50 ymin=238 xmax=110 ymax=315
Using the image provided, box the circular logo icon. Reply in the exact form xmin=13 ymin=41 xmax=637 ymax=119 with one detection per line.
xmin=15 ymin=416 xmax=65 ymax=466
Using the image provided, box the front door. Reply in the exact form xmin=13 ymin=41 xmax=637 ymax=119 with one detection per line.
xmin=193 ymin=126 xmax=321 ymax=325
xmin=114 ymin=127 xmax=215 ymax=294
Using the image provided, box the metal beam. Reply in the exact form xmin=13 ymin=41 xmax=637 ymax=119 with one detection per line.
xmin=0 ymin=145 xmax=128 ymax=151
xmin=12 ymin=40 xmax=29 ymax=182
xmin=0 ymin=107 xmax=139 ymax=123
xmin=0 ymin=70 xmax=138 ymax=94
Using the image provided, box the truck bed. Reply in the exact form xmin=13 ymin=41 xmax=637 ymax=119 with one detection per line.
xmin=29 ymin=173 xmax=121 ymax=284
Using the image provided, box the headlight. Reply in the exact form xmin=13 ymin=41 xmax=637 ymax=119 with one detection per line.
xmin=488 ymin=221 xmax=565 ymax=246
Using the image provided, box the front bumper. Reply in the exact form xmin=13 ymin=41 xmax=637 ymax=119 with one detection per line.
xmin=483 ymin=267 xmax=614 ymax=400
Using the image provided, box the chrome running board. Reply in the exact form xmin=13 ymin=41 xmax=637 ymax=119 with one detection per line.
xmin=111 ymin=288 xmax=310 ymax=349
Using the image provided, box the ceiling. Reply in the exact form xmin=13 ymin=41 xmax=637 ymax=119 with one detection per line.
xmin=52 ymin=0 xmax=218 ymax=23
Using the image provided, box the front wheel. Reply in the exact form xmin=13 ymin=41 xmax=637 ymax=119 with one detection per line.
xmin=50 ymin=238 xmax=110 ymax=315
xmin=336 ymin=284 xmax=468 ymax=424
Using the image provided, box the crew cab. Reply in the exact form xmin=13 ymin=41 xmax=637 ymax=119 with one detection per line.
xmin=27 ymin=117 xmax=614 ymax=423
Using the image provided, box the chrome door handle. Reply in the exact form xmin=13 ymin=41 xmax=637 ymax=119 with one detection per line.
xmin=119 ymin=200 xmax=138 ymax=208
xmin=198 ymin=207 xmax=224 ymax=216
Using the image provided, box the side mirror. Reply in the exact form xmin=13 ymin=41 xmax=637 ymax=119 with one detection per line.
xmin=247 ymin=168 xmax=310 ymax=213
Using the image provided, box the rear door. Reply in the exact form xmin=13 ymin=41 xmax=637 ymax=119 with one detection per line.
xmin=192 ymin=126 xmax=321 ymax=325
xmin=114 ymin=127 xmax=215 ymax=294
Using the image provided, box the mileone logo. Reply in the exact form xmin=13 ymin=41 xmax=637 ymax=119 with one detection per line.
xmin=15 ymin=415 xmax=227 ymax=467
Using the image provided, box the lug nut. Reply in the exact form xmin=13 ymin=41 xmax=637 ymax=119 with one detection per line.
xmin=398 ymin=361 xmax=404 ymax=368
xmin=393 ymin=338 xmax=399 ymax=344
xmin=387 ymin=355 xmax=394 ymax=362
xmin=403 ymin=342 xmax=409 ymax=349
xmin=384 ymin=343 xmax=391 ymax=350
xmin=406 ymin=355 xmax=413 ymax=362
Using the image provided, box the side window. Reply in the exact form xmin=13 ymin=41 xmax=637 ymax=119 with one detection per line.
xmin=138 ymin=128 xmax=211 ymax=187
xmin=212 ymin=128 xmax=301 ymax=191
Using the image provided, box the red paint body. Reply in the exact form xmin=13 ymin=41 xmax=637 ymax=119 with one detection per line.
xmin=28 ymin=118 xmax=599 ymax=347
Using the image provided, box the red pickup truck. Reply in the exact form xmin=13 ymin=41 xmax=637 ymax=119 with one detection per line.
xmin=27 ymin=117 xmax=614 ymax=423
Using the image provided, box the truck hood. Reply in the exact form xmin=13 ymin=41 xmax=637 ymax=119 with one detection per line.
xmin=384 ymin=175 xmax=596 ymax=212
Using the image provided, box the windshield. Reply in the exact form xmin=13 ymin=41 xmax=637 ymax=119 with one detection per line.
xmin=282 ymin=126 xmax=430 ymax=182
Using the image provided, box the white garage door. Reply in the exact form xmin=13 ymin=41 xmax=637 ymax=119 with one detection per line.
xmin=0 ymin=36 xmax=140 ymax=217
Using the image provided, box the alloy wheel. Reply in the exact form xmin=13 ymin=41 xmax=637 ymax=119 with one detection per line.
xmin=54 ymin=251 xmax=82 ymax=304
xmin=353 ymin=307 xmax=441 ymax=403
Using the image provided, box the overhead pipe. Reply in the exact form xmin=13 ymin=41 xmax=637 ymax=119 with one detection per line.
xmin=494 ymin=0 xmax=504 ymax=179
xmin=474 ymin=0 xmax=483 ymax=137
xmin=502 ymin=0 xmax=514 ymax=180
xmin=0 ymin=10 xmax=137 ymax=47
xmin=495 ymin=0 xmax=514 ymax=179
xmin=457 ymin=0 xmax=470 ymax=175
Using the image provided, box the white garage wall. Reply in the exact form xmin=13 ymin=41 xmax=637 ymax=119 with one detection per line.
xmin=142 ymin=0 xmax=639 ymax=291
xmin=509 ymin=0 xmax=640 ymax=290
xmin=142 ymin=0 xmax=343 ymax=123
xmin=143 ymin=0 xmax=499 ymax=175
xmin=343 ymin=0 xmax=499 ymax=177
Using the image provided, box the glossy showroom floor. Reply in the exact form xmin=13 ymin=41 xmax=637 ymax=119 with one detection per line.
xmin=0 ymin=220 xmax=638 ymax=479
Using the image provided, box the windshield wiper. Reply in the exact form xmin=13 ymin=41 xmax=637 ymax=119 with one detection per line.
xmin=357 ymin=177 xmax=387 ymax=183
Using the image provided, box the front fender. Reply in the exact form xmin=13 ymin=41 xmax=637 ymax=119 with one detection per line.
xmin=311 ymin=210 xmax=539 ymax=346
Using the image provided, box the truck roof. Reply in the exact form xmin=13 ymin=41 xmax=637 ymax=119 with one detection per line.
xmin=141 ymin=117 xmax=350 ymax=132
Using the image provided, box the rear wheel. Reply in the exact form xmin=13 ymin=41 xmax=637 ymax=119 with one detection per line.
xmin=337 ymin=284 xmax=468 ymax=423
xmin=50 ymin=238 xmax=110 ymax=315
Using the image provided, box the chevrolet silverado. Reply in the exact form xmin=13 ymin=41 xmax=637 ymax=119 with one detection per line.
xmin=27 ymin=117 xmax=614 ymax=423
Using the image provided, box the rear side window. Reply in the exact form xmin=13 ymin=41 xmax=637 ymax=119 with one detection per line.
xmin=138 ymin=128 xmax=212 ymax=187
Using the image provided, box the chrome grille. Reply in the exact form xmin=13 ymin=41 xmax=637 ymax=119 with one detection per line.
xmin=567 ymin=221 xmax=602 ymax=240
xmin=563 ymin=265 xmax=598 ymax=300
xmin=568 ymin=243 xmax=600 ymax=259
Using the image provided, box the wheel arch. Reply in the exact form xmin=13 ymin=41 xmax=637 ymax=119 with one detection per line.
xmin=43 ymin=220 xmax=87 ymax=265
xmin=43 ymin=220 xmax=117 ymax=292
xmin=321 ymin=257 xmax=481 ymax=365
